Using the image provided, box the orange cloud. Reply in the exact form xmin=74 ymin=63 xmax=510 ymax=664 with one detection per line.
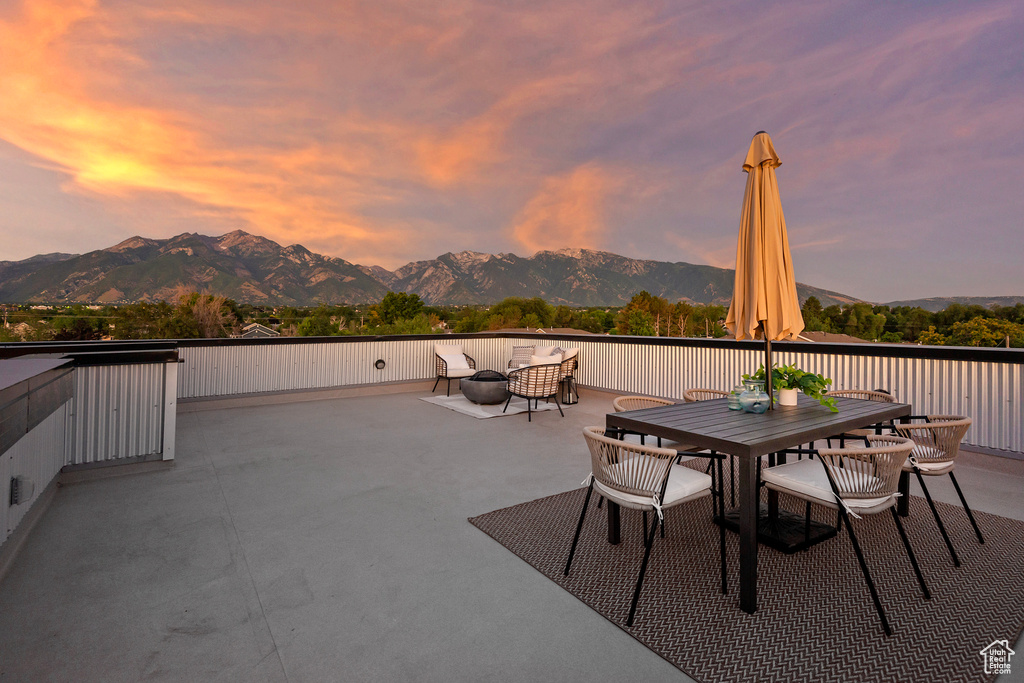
xmin=511 ymin=164 xmax=614 ymax=253
xmin=0 ymin=0 xmax=425 ymax=263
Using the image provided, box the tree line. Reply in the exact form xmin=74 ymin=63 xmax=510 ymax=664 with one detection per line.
xmin=1 ymin=291 xmax=1021 ymax=348
xmin=801 ymin=297 xmax=1024 ymax=347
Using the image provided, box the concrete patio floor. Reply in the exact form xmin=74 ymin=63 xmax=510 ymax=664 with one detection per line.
xmin=1 ymin=385 xmax=1022 ymax=682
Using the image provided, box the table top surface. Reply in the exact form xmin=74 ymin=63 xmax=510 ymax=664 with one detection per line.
xmin=606 ymin=394 xmax=912 ymax=458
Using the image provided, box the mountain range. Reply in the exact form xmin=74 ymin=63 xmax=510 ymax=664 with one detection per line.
xmin=0 ymin=230 xmax=866 ymax=308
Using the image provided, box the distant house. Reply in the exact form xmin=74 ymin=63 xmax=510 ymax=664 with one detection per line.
xmin=236 ymin=323 xmax=280 ymax=339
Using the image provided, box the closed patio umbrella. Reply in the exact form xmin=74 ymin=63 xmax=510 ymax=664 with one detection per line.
xmin=725 ymin=131 xmax=804 ymax=409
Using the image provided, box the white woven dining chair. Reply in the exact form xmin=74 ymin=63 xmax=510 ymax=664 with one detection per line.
xmin=891 ymin=415 xmax=980 ymax=567
xmin=761 ymin=435 xmax=930 ymax=636
xmin=564 ymin=426 xmax=726 ymax=626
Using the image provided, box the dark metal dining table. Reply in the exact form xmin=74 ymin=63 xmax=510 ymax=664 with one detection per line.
xmin=605 ymin=393 xmax=912 ymax=614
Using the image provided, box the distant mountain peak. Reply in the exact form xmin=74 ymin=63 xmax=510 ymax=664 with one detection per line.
xmin=109 ymin=236 xmax=159 ymax=252
xmin=0 ymin=230 xmax=862 ymax=308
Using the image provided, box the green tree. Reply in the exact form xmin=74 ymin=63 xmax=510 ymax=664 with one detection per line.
xmin=900 ymin=307 xmax=933 ymax=342
xmin=553 ymin=305 xmax=573 ymax=328
xmin=688 ymin=304 xmax=728 ymax=337
xmin=375 ymin=292 xmax=424 ymax=324
xmin=917 ymin=326 xmax=947 ymax=346
xmin=625 ymin=308 xmax=656 ymax=336
xmin=484 ymin=297 xmax=553 ymax=330
xmin=616 ymin=291 xmax=672 ymax=335
xmin=801 ymin=296 xmax=827 ymax=332
xmin=670 ymin=302 xmax=693 ymax=336
xmin=947 ymin=318 xmax=1024 ymax=348
xmin=453 ymin=308 xmax=488 ymax=333
xmin=51 ymin=316 xmax=102 ymax=341
xmin=297 ymin=305 xmax=340 ymax=336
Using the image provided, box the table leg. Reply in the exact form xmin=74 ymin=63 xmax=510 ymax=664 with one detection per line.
xmin=738 ymin=455 xmax=758 ymax=613
xmin=898 ymin=471 xmax=910 ymax=517
xmin=607 ymin=500 xmax=621 ymax=545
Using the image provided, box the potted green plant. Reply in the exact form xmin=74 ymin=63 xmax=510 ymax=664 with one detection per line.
xmin=743 ymin=364 xmax=837 ymax=412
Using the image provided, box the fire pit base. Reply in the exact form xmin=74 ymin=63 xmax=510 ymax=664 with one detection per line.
xmin=460 ymin=373 xmax=510 ymax=405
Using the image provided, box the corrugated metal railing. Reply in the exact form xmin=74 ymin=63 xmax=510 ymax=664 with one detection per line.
xmin=66 ymin=363 xmax=166 ymax=466
xmin=176 ymin=335 xmax=1023 ymax=454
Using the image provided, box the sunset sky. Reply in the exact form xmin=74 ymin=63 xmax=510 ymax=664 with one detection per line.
xmin=1 ymin=0 xmax=1021 ymax=302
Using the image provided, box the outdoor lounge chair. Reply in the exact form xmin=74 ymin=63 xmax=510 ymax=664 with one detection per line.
xmin=891 ymin=415 xmax=981 ymax=567
xmin=432 ymin=343 xmax=476 ymax=397
xmin=564 ymin=426 xmax=725 ymax=627
xmin=504 ymin=362 xmax=564 ymax=422
xmin=761 ymin=436 xmax=931 ymax=636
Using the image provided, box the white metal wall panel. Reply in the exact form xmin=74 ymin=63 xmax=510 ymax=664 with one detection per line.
xmin=67 ymin=364 xmax=164 ymax=465
xmin=176 ymin=338 xmax=1021 ymax=452
xmin=1 ymin=404 xmax=68 ymax=549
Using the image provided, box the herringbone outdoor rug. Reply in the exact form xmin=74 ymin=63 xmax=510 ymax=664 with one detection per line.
xmin=469 ymin=461 xmax=1024 ymax=682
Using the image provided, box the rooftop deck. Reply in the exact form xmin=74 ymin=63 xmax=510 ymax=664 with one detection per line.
xmin=1 ymin=384 xmax=1022 ymax=681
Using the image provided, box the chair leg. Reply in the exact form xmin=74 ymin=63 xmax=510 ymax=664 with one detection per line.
xmin=948 ymin=471 xmax=985 ymax=544
xmin=446 ymin=378 xmax=452 ymax=397
xmin=564 ymin=482 xmax=595 ymax=576
xmin=627 ymin=509 xmax=661 ymax=627
xmin=432 ymin=376 xmax=441 ymax=393
xmin=502 ymin=394 xmax=512 ymax=413
xmin=554 ymin=392 xmax=564 ymax=417
xmin=913 ymin=468 xmax=961 ymax=567
xmin=527 ymin=398 xmax=532 ymax=422
xmin=890 ymin=508 xmax=931 ymax=600
xmin=841 ymin=509 xmax=892 ymax=637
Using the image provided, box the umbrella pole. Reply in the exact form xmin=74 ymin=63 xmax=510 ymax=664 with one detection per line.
xmin=764 ymin=336 xmax=774 ymax=410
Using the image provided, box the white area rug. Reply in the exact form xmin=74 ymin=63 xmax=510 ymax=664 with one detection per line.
xmin=420 ymin=394 xmax=561 ymax=419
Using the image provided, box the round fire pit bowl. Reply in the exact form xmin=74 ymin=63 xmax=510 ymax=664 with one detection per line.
xmin=461 ymin=371 xmax=510 ymax=405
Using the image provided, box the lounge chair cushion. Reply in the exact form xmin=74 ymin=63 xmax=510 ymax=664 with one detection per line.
xmin=530 ymin=353 xmax=562 ymax=366
xmin=534 ymin=345 xmax=560 ymax=357
xmin=438 ymin=353 xmax=471 ymax=371
xmin=560 ymin=347 xmax=579 ymax=360
xmin=435 ymin=343 xmax=463 ymax=356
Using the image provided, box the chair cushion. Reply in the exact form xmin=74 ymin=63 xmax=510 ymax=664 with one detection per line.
xmin=534 ymin=345 xmax=560 ymax=357
xmin=509 ymin=346 xmax=535 ymax=366
xmin=595 ymin=463 xmax=712 ymax=510
xmin=561 ymin=347 xmax=579 ymax=360
xmin=530 ymin=353 xmax=562 ymax=366
xmin=438 ymin=353 xmax=470 ymax=371
xmin=447 ymin=368 xmax=476 ymax=378
xmin=761 ymin=458 xmax=892 ymax=511
xmin=435 ymin=343 xmax=463 ymax=356
xmin=902 ymin=447 xmax=955 ymax=474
